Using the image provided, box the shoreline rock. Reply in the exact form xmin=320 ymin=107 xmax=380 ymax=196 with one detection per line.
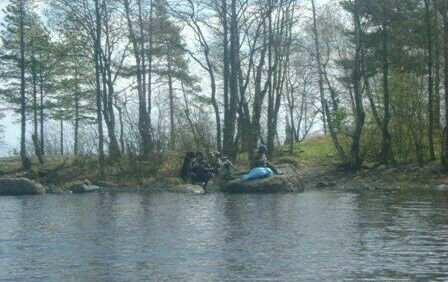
xmin=67 ymin=181 xmax=100 ymax=193
xmin=0 ymin=178 xmax=46 ymax=195
xmin=220 ymin=164 xmax=304 ymax=193
xmin=165 ymin=184 xmax=205 ymax=194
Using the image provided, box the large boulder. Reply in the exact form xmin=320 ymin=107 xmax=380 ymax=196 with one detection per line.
xmin=67 ymin=181 xmax=100 ymax=193
xmin=0 ymin=178 xmax=46 ymax=195
xmin=220 ymin=163 xmax=304 ymax=193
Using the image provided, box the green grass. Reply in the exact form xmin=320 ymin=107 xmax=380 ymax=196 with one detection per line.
xmin=281 ymin=136 xmax=339 ymax=168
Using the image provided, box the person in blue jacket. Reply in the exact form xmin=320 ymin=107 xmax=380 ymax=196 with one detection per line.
xmin=251 ymin=143 xmax=281 ymax=174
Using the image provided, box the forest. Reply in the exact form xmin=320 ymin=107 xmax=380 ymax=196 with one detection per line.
xmin=1 ymin=0 xmax=448 ymax=178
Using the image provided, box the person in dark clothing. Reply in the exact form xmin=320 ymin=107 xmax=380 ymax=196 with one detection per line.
xmin=180 ymin=152 xmax=196 ymax=181
xmin=218 ymin=155 xmax=237 ymax=181
xmin=191 ymin=152 xmax=214 ymax=190
xmin=252 ymin=143 xmax=282 ymax=174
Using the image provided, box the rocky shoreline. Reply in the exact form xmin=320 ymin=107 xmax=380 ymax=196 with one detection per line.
xmin=2 ymin=161 xmax=448 ymax=196
xmin=303 ymin=161 xmax=448 ymax=192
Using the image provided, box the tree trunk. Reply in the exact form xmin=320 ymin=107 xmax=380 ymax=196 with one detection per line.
xmin=209 ymin=61 xmax=221 ymax=152
xmin=19 ymin=0 xmax=31 ymax=170
xmin=222 ymin=0 xmax=229 ymax=151
xmin=74 ymin=87 xmax=80 ymax=155
xmin=425 ymin=0 xmax=435 ymax=160
xmin=223 ymin=0 xmax=238 ymax=160
xmin=350 ymin=6 xmax=366 ymax=170
xmin=441 ymin=4 xmax=448 ymax=170
xmin=381 ymin=22 xmax=392 ymax=163
xmin=182 ymin=83 xmax=199 ymax=148
xmin=248 ymin=22 xmax=269 ymax=167
xmin=31 ymin=53 xmax=38 ymax=146
xmin=101 ymin=2 xmax=121 ymax=160
xmin=311 ymin=0 xmax=327 ymax=136
xmin=123 ymin=0 xmax=151 ymax=158
xmin=94 ymin=0 xmax=104 ymax=173
xmin=118 ymin=106 xmax=125 ymax=154
xmin=147 ymin=0 xmax=153 ymax=130
xmin=32 ymin=134 xmax=43 ymax=164
xmin=168 ymin=62 xmax=175 ymax=149
xmin=39 ymin=70 xmax=44 ymax=155
xmin=267 ymin=0 xmax=274 ymax=159
xmin=311 ymin=0 xmax=346 ymax=163
xmin=60 ymin=119 xmax=64 ymax=156
xmin=434 ymin=8 xmax=441 ymax=129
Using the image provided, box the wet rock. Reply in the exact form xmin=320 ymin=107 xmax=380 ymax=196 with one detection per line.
xmin=220 ymin=164 xmax=304 ymax=193
xmin=316 ymin=180 xmax=336 ymax=188
xmin=95 ymin=181 xmax=120 ymax=187
xmin=435 ymin=184 xmax=448 ymax=191
xmin=67 ymin=181 xmax=100 ymax=193
xmin=0 ymin=178 xmax=46 ymax=195
xmin=168 ymin=184 xmax=204 ymax=194
xmin=46 ymin=185 xmax=72 ymax=194
xmin=23 ymin=169 xmax=39 ymax=180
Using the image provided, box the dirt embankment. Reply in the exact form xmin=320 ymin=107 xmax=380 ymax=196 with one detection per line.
xmin=302 ymin=161 xmax=448 ymax=191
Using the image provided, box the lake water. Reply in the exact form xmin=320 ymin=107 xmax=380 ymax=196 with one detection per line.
xmin=0 ymin=189 xmax=447 ymax=281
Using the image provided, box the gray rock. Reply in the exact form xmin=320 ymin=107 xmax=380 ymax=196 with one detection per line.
xmin=68 ymin=182 xmax=100 ymax=193
xmin=168 ymin=184 xmax=204 ymax=194
xmin=95 ymin=180 xmax=120 ymax=187
xmin=220 ymin=164 xmax=304 ymax=193
xmin=435 ymin=184 xmax=448 ymax=191
xmin=46 ymin=185 xmax=72 ymax=194
xmin=0 ymin=178 xmax=46 ymax=195
xmin=315 ymin=180 xmax=336 ymax=188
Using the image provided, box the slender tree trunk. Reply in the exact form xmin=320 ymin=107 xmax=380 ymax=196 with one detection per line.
xmin=32 ymin=134 xmax=43 ymax=164
xmin=124 ymin=0 xmax=151 ymax=158
xmin=311 ymin=0 xmax=346 ymax=163
xmin=350 ymin=6 xmax=366 ymax=170
xmin=223 ymin=0 xmax=238 ymax=160
xmin=209 ymin=63 xmax=221 ymax=152
xmin=19 ymin=0 xmax=31 ymax=169
xmin=147 ymin=0 xmax=153 ymax=132
xmin=381 ymin=22 xmax=392 ymax=163
xmin=39 ymin=70 xmax=44 ymax=155
xmin=32 ymin=54 xmax=38 ymax=142
xmin=267 ymin=0 xmax=274 ymax=158
xmin=441 ymin=5 xmax=448 ymax=170
xmin=74 ymin=88 xmax=80 ymax=156
xmin=434 ymin=9 xmax=441 ymax=129
xmin=182 ymin=83 xmax=199 ymax=148
xmin=222 ymin=0 xmax=229 ymax=142
xmin=101 ymin=2 xmax=121 ymax=160
xmin=31 ymin=56 xmax=42 ymax=164
xmin=425 ymin=0 xmax=435 ymax=160
xmin=118 ymin=106 xmax=125 ymax=154
xmin=60 ymin=119 xmax=64 ymax=156
xmin=249 ymin=22 xmax=268 ymax=167
xmin=94 ymin=0 xmax=104 ymax=173
xmin=168 ymin=61 xmax=175 ymax=149
xmin=311 ymin=1 xmax=327 ymax=136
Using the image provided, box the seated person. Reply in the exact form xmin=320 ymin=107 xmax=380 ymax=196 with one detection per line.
xmin=191 ymin=152 xmax=214 ymax=189
xmin=251 ymin=144 xmax=282 ymax=174
xmin=218 ymin=155 xmax=237 ymax=181
xmin=180 ymin=152 xmax=196 ymax=181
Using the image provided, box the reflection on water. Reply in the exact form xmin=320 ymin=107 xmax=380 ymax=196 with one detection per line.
xmin=0 ymin=189 xmax=447 ymax=281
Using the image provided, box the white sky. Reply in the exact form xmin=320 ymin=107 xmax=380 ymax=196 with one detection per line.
xmin=0 ymin=0 xmax=333 ymax=156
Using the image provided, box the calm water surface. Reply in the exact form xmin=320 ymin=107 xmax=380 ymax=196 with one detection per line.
xmin=0 ymin=189 xmax=447 ymax=281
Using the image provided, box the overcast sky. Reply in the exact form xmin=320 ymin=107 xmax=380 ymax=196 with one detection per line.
xmin=0 ymin=0 xmax=333 ymax=156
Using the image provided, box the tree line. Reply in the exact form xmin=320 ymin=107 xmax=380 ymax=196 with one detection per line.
xmin=1 ymin=0 xmax=448 ymax=172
